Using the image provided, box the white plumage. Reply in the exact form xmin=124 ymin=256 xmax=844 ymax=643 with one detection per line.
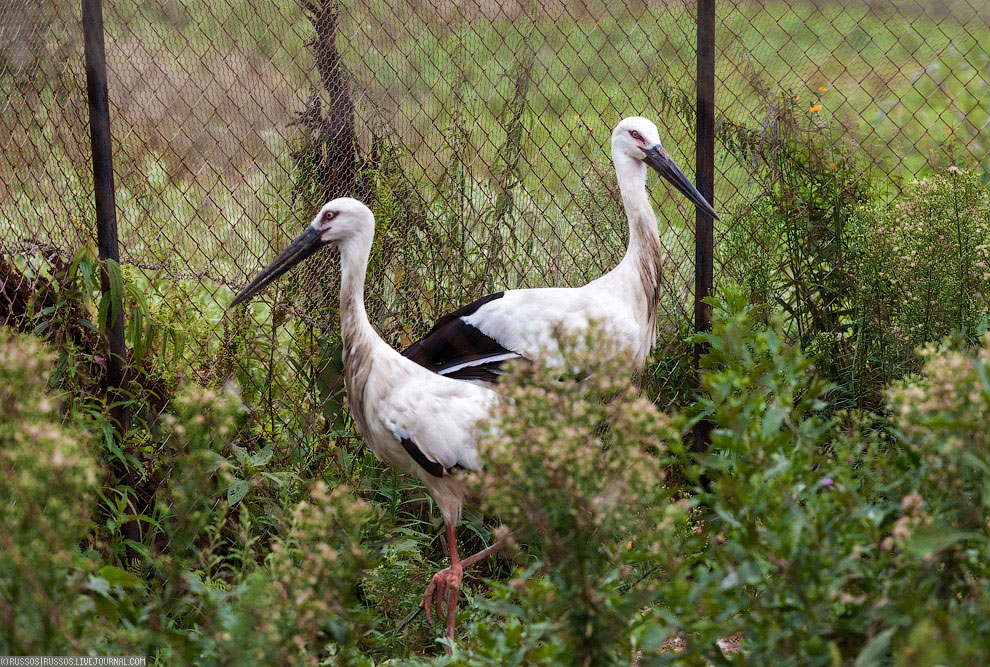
xmin=356 ymin=352 xmax=495 ymax=518
xmin=402 ymin=116 xmax=720 ymax=381
xmin=230 ymin=198 xmax=504 ymax=647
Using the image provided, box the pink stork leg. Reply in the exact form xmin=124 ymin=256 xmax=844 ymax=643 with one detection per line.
xmin=443 ymin=520 xmax=462 ymax=643
xmin=421 ymin=521 xmax=506 ymax=651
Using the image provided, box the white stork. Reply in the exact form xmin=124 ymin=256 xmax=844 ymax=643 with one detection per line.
xmin=230 ymin=199 xmax=503 ymax=647
xmin=402 ymin=116 xmax=720 ymax=381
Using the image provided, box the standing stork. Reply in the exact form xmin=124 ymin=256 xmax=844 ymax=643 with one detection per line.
xmin=402 ymin=116 xmax=720 ymax=382
xmin=230 ymin=199 xmax=503 ymax=648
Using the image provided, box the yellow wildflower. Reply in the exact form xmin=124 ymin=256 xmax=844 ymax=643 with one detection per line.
xmin=809 ymin=104 xmax=822 ymax=113
xmin=818 ymin=85 xmax=827 ymax=92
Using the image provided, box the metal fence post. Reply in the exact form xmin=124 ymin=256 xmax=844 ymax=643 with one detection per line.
xmin=82 ymin=0 xmax=129 ymax=433
xmin=693 ymin=0 xmax=715 ymax=453
xmin=83 ymin=0 xmax=143 ymax=558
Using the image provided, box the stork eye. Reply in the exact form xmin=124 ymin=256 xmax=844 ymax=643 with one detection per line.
xmin=629 ymin=130 xmax=643 ymax=141
xmin=323 ymin=211 xmax=336 ymax=222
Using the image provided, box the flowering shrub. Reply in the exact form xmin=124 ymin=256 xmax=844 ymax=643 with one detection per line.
xmin=880 ymin=334 xmax=990 ymax=664
xmin=0 ymin=331 xmax=99 ymax=654
xmin=474 ymin=332 xmax=677 ymax=550
xmin=853 ymin=167 xmax=990 ymax=389
xmin=261 ymin=482 xmax=376 ymax=665
xmin=464 ymin=329 xmax=682 ymax=664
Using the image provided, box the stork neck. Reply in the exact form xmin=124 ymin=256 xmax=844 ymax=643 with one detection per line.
xmin=338 ymin=233 xmax=378 ymax=354
xmin=614 ymin=152 xmax=661 ymax=273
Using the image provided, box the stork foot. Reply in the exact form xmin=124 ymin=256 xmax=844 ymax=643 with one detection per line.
xmin=421 ymin=562 xmax=463 ymax=635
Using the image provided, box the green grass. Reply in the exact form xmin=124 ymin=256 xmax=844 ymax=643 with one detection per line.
xmin=344 ymin=0 xmax=989 ymax=200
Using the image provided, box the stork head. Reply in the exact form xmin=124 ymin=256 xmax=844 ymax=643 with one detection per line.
xmin=310 ymin=197 xmax=375 ymax=245
xmin=611 ymin=116 xmax=720 ymax=221
xmin=230 ymin=197 xmax=374 ymax=308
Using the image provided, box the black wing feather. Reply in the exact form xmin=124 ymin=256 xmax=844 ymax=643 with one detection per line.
xmin=402 ymin=292 xmax=521 ymax=382
xmin=400 ymin=437 xmax=445 ymax=478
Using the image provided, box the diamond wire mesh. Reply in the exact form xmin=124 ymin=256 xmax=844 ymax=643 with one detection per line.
xmin=1 ymin=0 xmax=988 ymax=461
xmin=711 ymin=0 xmax=989 ymax=396
xmin=1 ymin=1 xmax=89 ymax=325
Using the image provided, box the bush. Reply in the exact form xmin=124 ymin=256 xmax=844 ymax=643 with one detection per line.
xmin=720 ymin=92 xmax=872 ymax=393
xmin=639 ymin=288 xmax=990 ymax=664
xmin=882 ymin=334 xmax=990 ymax=664
xmin=367 ymin=299 xmax=990 ymax=664
xmin=852 ymin=167 xmax=990 ymax=393
xmin=0 ymin=339 xmax=386 ymax=663
xmin=117 ymin=385 xmax=381 ymax=665
xmin=6 ymin=276 xmax=990 ymax=664
xmin=717 ymin=94 xmax=883 ymax=415
xmin=0 ymin=329 xmax=99 ymax=654
xmin=723 ymin=102 xmax=990 ymax=411
xmin=462 ymin=330 xmax=682 ymax=665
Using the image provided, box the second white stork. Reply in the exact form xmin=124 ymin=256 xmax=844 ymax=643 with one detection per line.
xmin=230 ymin=198 xmax=503 ymax=648
xmin=402 ymin=116 xmax=720 ymax=381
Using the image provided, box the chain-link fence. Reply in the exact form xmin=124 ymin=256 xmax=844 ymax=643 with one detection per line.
xmin=2 ymin=0 xmax=989 ymax=465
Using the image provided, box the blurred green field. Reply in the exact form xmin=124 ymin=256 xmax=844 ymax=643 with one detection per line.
xmin=1 ymin=0 xmax=988 ymax=299
xmin=350 ymin=0 xmax=989 ymax=203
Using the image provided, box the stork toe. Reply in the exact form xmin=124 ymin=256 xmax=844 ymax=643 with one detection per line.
xmin=422 ymin=568 xmax=450 ymax=624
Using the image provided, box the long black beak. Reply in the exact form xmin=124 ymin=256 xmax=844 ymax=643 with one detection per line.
xmin=229 ymin=226 xmax=325 ymax=308
xmin=642 ymin=145 xmax=721 ymax=221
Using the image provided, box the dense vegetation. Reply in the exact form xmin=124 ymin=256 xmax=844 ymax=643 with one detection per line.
xmin=3 ymin=153 xmax=990 ymax=664
xmin=3 ymin=272 xmax=990 ymax=663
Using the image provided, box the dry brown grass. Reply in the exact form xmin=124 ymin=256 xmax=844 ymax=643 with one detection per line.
xmin=106 ymin=36 xmax=299 ymax=176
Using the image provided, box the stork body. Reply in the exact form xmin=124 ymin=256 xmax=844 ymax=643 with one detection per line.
xmin=403 ymin=116 xmax=719 ymax=382
xmin=230 ymin=199 xmax=501 ymax=647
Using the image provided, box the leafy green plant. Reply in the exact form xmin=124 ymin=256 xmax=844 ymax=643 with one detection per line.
xmin=630 ymin=287 xmax=990 ymax=665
